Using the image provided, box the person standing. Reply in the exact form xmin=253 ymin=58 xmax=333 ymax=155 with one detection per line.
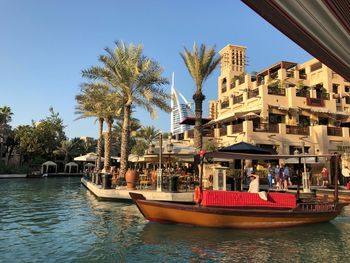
xmin=321 ymin=167 xmax=329 ymax=186
xmin=283 ymin=164 xmax=290 ymax=190
xmin=248 ymin=170 xmax=259 ymax=193
xmin=274 ymin=164 xmax=280 ymax=189
xmin=342 ymin=166 xmax=350 ymax=186
xmin=267 ymin=164 xmax=273 ymax=189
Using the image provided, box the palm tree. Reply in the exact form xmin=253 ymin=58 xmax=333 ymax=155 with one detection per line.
xmin=75 ymin=83 xmax=122 ymax=172
xmin=53 ymin=140 xmax=74 ymax=163
xmin=180 ymin=43 xmax=221 ymax=149
xmin=82 ymin=41 xmax=171 ymax=177
xmin=136 ymin=125 xmax=160 ymax=147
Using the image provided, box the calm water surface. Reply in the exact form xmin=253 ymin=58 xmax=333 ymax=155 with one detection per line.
xmin=1 ymin=177 xmax=350 ymax=263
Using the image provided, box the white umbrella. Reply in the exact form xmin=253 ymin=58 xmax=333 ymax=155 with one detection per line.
xmin=239 ymin=112 xmax=261 ymax=120
xmin=74 ymin=152 xmax=104 ymax=162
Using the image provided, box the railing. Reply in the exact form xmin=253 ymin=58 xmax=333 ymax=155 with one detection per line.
xmin=232 ymin=123 xmax=243 ymax=133
xmin=317 ymin=93 xmax=330 ymax=100
xmin=286 ymin=71 xmax=294 ymax=78
xmin=247 ymin=89 xmax=259 ymax=99
xmin=296 ymin=90 xmax=310 ymax=98
xmin=327 ymin=127 xmax=343 ymax=137
xmin=346 ymin=97 xmax=350 ymax=104
xmin=253 ymin=123 xmax=279 ymax=133
xmin=219 ymin=127 xmax=227 ymax=136
xmin=268 ymin=86 xmax=286 ymax=96
xmin=202 ymin=129 xmax=214 ymax=137
xmin=306 ymin=97 xmax=325 ymax=107
xmin=232 ymin=94 xmax=243 ymax=104
xmin=286 ymin=125 xmax=310 ymax=135
xmin=299 ymin=73 xmax=307 ymax=80
xmin=221 ymin=100 xmax=229 ymax=109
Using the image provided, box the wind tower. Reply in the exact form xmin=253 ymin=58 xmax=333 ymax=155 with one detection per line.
xmin=218 ymin=44 xmax=247 ymax=97
xmin=170 ymin=72 xmax=194 ymax=136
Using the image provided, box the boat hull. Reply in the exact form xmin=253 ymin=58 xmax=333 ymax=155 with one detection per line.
xmin=130 ymin=193 xmax=347 ymax=229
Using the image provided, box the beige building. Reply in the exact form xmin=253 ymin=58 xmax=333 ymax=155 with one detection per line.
xmin=181 ymin=44 xmax=350 ymax=161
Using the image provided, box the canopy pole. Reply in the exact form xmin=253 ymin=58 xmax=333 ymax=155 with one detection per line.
xmin=296 ymin=157 xmax=301 ymax=201
xmin=240 ymin=159 xmax=244 ymax=191
xmin=334 ymin=154 xmax=339 ymax=203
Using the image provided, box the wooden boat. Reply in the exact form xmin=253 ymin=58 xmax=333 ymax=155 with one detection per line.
xmin=130 ymin=192 xmax=347 ymax=229
xmin=130 ymin=151 xmax=349 ymax=229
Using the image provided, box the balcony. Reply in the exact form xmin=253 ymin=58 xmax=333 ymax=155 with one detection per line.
xmin=317 ymin=92 xmax=330 ymax=100
xmin=247 ymin=89 xmax=259 ymax=99
xmin=268 ymin=86 xmax=286 ymax=96
xmin=232 ymin=94 xmax=243 ymax=104
xmin=306 ymin=97 xmax=325 ymax=107
xmin=286 ymin=125 xmax=310 ymax=136
xmin=232 ymin=123 xmax=243 ymax=133
xmin=202 ymin=129 xmax=214 ymax=137
xmin=253 ymin=123 xmax=279 ymax=133
xmin=219 ymin=127 xmax=227 ymax=137
xmin=327 ymin=127 xmax=342 ymax=136
xmin=221 ymin=84 xmax=227 ymax=93
xmin=221 ymin=100 xmax=229 ymax=109
xmin=296 ymin=89 xmax=310 ymax=98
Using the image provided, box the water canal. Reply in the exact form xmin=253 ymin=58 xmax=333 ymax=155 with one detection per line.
xmin=1 ymin=177 xmax=350 ymax=263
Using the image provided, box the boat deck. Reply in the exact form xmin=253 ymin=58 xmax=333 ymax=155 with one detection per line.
xmin=81 ymin=178 xmax=194 ymax=203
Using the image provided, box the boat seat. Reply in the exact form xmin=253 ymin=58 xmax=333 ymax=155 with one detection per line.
xmin=201 ymin=190 xmax=297 ymax=209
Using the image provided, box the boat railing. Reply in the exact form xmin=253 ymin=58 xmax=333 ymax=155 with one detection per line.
xmin=298 ymin=202 xmax=335 ymax=212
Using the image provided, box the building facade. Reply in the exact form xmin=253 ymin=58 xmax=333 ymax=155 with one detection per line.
xmin=180 ymin=44 xmax=350 ymax=159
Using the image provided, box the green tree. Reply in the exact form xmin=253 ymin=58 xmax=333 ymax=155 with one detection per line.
xmin=180 ymin=43 xmax=221 ymax=150
xmin=82 ymin=41 xmax=171 ymax=177
xmin=0 ymin=106 xmax=13 ymax=162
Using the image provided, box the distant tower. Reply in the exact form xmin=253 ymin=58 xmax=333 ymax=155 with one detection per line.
xmin=170 ymin=73 xmax=194 ymax=135
xmin=218 ymin=44 xmax=247 ymax=96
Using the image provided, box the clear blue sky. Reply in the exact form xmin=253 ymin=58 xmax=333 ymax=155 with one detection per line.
xmin=0 ymin=0 xmax=312 ymax=139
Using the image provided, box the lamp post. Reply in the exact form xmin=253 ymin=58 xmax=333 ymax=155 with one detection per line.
xmin=166 ymin=136 xmax=174 ymax=171
xmin=157 ymin=133 xmax=163 ymax=192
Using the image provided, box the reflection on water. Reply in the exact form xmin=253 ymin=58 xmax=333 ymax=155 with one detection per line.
xmin=1 ymin=177 xmax=350 ymax=263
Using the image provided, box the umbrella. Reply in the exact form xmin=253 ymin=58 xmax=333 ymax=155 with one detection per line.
xmin=74 ymin=152 xmax=104 ymax=162
xmin=218 ymin=142 xmax=272 ymax=154
xmin=239 ymin=112 xmax=261 ymax=120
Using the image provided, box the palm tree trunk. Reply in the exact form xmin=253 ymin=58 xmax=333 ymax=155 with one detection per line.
xmin=193 ymin=92 xmax=205 ymax=150
xmin=104 ymin=117 xmax=113 ymax=172
xmin=120 ymin=105 xmax=131 ymax=178
xmin=96 ymin=118 xmax=104 ymax=172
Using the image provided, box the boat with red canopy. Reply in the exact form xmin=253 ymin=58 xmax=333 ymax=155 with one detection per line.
xmin=130 ymin=151 xmax=348 ymax=229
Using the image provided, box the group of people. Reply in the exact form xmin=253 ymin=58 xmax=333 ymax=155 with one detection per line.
xmin=245 ymin=163 xmax=291 ymax=191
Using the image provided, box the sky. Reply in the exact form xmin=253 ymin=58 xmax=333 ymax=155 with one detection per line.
xmin=0 ymin=0 xmax=313 ymax=139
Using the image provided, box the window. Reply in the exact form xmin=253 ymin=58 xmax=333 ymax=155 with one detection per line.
xmin=299 ymin=68 xmax=306 ymax=79
xmin=345 ymin=86 xmax=350 ymax=92
xmin=332 ymin=84 xmax=339 ymax=93
xmin=299 ymin=115 xmax=310 ymax=127
xmin=319 ymin=117 xmax=328 ymax=125
xmin=310 ymin=62 xmax=322 ymax=72
xmin=269 ymin=114 xmax=285 ymax=124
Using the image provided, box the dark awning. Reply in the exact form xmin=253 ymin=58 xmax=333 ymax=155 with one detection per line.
xmin=242 ymin=0 xmax=350 ymax=81
xmin=180 ymin=117 xmax=212 ymax=125
xmin=205 ymin=151 xmax=336 ymax=161
xmin=218 ymin=142 xmax=272 ymax=154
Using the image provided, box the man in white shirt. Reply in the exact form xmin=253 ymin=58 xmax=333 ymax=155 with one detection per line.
xmin=342 ymin=166 xmax=350 ymax=186
xmin=248 ymin=172 xmax=259 ymax=193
